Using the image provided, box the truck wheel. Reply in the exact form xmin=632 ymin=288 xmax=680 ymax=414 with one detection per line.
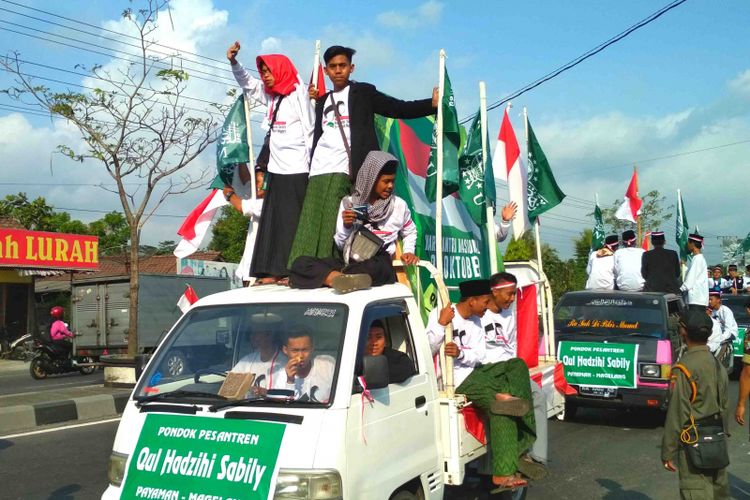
xmin=30 ymin=358 xmax=48 ymax=379
xmin=163 ymin=350 xmax=187 ymax=377
xmin=390 ymin=491 xmax=419 ymax=500
xmin=495 ymin=486 xmax=528 ymax=500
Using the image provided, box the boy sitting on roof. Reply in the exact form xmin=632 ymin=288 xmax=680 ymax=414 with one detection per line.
xmin=289 ymin=150 xmax=418 ymax=293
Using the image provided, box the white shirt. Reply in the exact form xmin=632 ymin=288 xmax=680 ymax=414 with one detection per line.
xmin=232 ymin=350 xmax=287 ymax=390
xmin=495 ymin=220 xmax=511 ymax=243
xmin=335 ymin=196 xmax=417 ymax=256
xmin=425 ymin=306 xmax=485 ymax=387
xmin=707 ymin=277 xmax=730 ymax=292
xmin=232 ymin=63 xmax=313 ymax=175
xmin=235 ymin=198 xmax=264 ymax=282
xmin=585 ymin=251 xmax=615 ymax=290
xmin=481 ymin=306 xmax=517 ymax=364
xmin=273 ymin=355 xmax=335 ymax=403
xmin=681 ymin=253 xmax=708 ymax=306
xmin=613 ymin=247 xmax=645 ymax=291
xmin=707 ymin=304 xmax=738 ymax=353
xmin=309 ymin=87 xmax=352 ymax=177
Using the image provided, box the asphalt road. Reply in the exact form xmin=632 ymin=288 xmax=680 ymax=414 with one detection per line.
xmin=0 ymin=361 xmax=104 ymax=396
xmin=2 ymin=381 xmax=748 ymax=500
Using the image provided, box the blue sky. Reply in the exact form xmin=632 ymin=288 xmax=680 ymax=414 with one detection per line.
xmin=0 ymin=0 xmax=748 ymax=264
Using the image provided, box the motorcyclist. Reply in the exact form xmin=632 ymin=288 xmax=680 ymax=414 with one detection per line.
xmin=49 ymin=306 xmax=74 ymax=359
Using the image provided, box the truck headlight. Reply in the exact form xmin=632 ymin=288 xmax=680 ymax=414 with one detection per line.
xmin=108 ymin=451 xmax=128 ymax=487
xmin=640 ymin=364 xmax=660 ymax=378
xmin=274 ymin=469 xmax=342 ymax=499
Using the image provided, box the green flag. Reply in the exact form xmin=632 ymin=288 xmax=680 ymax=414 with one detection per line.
xmin=425 ymin=68 xmax=460 ymax=201
xmin=526 ymin=119 xmax=565 ymax=224
xmin=591 ymin=203 xmax=605 ymax=250
xmin=676 ymin=191 xmax=690 ymax=261
xmin=216 ymin=95 xmax=250 ymax=185
xmin=458 ymin=112 xmax=491 ymax=225
xmin=731 ymin=232 xmax=750 ymax=260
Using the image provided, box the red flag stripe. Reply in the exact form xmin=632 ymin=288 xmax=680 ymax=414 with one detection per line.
xmin=177 ymin=189 xmax=218 ymax=241
xmin=516 ymin=284 xmax=539 ymax=369
xmin=626 ymin=171 xmax=643 ymax=217
xmin=498 ymin=109 xmax=520 ymax=176
xmin=184 ymin=285 xmax=198 ymax=304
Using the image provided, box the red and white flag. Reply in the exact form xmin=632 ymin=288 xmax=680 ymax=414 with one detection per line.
xmin=642 ymin=231 xmax=652 ymax=251
xmin=310 ymin=60 xmax=326 ymax=98
xmin=516 ymin=284 xmax=539 ymax=369
xmin=614 ymin=170 xmax=643 ymax=223
xmin=177 ymin=284 xmax=199 ymax=313
xmin=173 ymin=189 xmax=227 ymax=259
xmin=492 ymin=107 xmax=529 ymax=239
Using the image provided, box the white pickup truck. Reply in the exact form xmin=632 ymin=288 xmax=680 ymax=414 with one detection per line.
xmin=103 ymin=263 xmax=552 ymax=500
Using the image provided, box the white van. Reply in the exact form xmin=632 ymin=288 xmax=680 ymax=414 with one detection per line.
xmin=103 ymin=266 xmax=549 ymax=499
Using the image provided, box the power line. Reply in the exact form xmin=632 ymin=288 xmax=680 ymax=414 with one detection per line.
xmin=0 ymin=0 xmax=255 ymax=74
xmin=461 ymin=0 xmax=689 ymax=123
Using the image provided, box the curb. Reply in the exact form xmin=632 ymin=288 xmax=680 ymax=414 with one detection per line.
xmin=0 ymin=392 xmax=129 ymax=435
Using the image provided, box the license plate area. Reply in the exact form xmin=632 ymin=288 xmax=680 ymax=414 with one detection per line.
xmin=579 ymin=386 xmax=618 ymax=398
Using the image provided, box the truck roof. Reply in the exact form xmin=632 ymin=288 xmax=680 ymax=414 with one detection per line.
xmin=194 ymin=282 xmax=415 ymax=308
xmin=559 ymin=290 xmax=681 ymax=302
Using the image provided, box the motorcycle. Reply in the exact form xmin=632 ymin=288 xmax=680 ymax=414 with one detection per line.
xmin=29 ymin=337 xmax=96 ymax=379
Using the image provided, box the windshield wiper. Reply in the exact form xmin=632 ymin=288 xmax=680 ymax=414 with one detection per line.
xmin=136 ymin=389 xmax=227 ymax=407
xmin=208 ymin=389 xmax=301 ymax=412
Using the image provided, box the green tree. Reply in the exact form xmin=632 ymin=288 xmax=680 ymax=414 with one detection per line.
xmin=570 ymin=229 xmax=593 ymax=292
xmin=600 ymin=189 xmax=673 ymax=236
xmin=503 ymin=233 xmax=535 ymax=261
xmin=88 ymin=212 xmax=130 ymax=256
xmin=209 ymin=207 xmax=247 ymax=263
xmin=2 ymin=2 xmax=218 ymax=356
xmin=0 ymin=193 xmax=56 ymax=230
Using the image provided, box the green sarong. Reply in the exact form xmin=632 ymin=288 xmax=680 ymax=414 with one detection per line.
xmin=288 ymin=173 xmax=351 ymax=266
xmin=456 ymin=358 xmax=536 ymax=477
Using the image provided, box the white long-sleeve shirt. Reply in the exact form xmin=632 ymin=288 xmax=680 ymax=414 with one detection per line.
xmin=232 ymin=349 xmax=287 ymax=390
xmin=614 ymin=247 xmax=645 ymax=291
xmin=707 ymin=304 xmax=738 ymax=353
xmin=495 ymin=220 xmax=511 ymax=243
xmin=480 ymin=306 xmax=517 ymax=364
xmin=680 ymin=253 xmax=708 ymax=306
xmin=425 ymin=305 xmax=485 ymax=387
xmin=586 ymin=250 xmax=615 ymax=290
xmin=232 ymin=63 xmax=313 ymax=175
xmin=334 ymin=196 xmax=417 ymax=256
xmin=272 ymin=355 xmax=335 ymax=403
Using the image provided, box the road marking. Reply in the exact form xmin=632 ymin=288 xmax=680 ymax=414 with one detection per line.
xmin=0 ymin=416 xmax=121 ymax=440
xmin=0 ymin=381 xmax=104 ymax=399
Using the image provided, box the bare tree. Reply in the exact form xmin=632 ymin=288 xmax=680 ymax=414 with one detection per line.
xmin=2 ymin=1 xmax=220 ymax=356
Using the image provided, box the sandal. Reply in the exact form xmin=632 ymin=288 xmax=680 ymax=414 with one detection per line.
xmin=276 ymin=278 xmax=290 ymax=286
xmin=490 ymin=396 xmax=532 ymax=417
xmin=517 ymin=455 xmax=547 ymax=480
xmin=490 ymin=474 xmax=528 ymax=493
xmin=331 ymin=273 xmax=372 ymax=294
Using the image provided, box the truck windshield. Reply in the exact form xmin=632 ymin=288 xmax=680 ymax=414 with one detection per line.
xmin=722 ymin=297 xmax=750 ymax=325
xmin=555 ymin=296 xmax=665 ymax=338
xmin=135 ymin=303 xmax=348 ymax=406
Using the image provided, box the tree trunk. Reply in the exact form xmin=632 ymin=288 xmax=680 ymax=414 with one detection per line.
xmin=127 ymin=226 xmax=140 ymax=357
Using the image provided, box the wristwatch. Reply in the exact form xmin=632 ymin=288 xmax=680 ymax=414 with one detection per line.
xmin=224 ymin=191 xmax=235 ymax=202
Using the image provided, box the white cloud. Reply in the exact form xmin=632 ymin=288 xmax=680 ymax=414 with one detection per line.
xmin=728 ymin=69 xmax=750 ymax=96
xmin=376 ymin=1 xmax=444 ymax=29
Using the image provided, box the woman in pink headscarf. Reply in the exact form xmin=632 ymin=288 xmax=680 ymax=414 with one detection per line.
xmin=226 ymin=41 xmax=314 ymax=284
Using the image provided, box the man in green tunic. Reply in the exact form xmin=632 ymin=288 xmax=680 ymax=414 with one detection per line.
xmin=661 ymin=309 xmax=730 ymax=499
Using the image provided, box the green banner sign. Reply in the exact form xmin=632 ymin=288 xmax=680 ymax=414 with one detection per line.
xmin=558 ymin=341 xmax=639 ymax=388
xmin=734 ymin=327 xmax=746 ymax=357
xmin=121 ymin=414 xmax=286 ymax=500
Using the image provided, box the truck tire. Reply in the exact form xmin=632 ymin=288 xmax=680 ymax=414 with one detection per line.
xmin=163 ymin=350 xmax=187 ymax=377
xmin=390 ymin=491 xmax=419 ymax=500
xmin=496 ymin=486 xmax=528 ymax=500
xmin=30 ymin=358 xmax=48 ymax=379
xmin=78 ymin=356 xmax=96 ymax=375
xmin=563 ymin=400 xmax=578 ymax=420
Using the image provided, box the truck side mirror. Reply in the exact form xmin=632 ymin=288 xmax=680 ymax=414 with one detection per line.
xmin=134 ymin=354 xmax=151 ymax=381
xmin=363 ymin=355 xmax=389 ymax=390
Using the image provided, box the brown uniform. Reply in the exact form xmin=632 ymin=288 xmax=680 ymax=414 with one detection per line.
xmin=661 ymin=346 xmax=730 ymax=499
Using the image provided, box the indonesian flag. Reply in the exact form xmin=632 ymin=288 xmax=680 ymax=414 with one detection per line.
xmin=177 ymin=284 xmax=199 ymax=313
xmin=310 ymin=60 xmax=326 ymax=98
xmin=174 ymin=189 xmax=227 ymax=258
xmin=516 ymin=284 xmax=539 ymax=369
xmin=493 ymin=107 xmax=529 ymax=239
xmin=614 ymin=170 xmax=643 ymax=223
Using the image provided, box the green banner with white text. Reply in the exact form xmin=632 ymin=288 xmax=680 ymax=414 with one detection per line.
xmin=558 ymin=341 xmax=638 ymax=388
xmin=121 ymin=413 xmax=286 ymax=500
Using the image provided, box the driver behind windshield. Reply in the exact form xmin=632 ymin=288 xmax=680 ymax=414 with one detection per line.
xmin=366 ymin=320 xmax=415 ymax=384
xmin=275 ymin=326 xmax=335 ymax=403
xmin=232 ymin=313 xmax=288 ymax=394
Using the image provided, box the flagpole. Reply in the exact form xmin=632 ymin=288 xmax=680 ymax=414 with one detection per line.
xmin=436 ymin=49 xmax=454 ymax=397
xmin=311 ymin=40 xmax=321 ymax=105
xmin=634 ymin=165 xmax=641 ymax=245
xmin=242 ymin=96 xmax=256 ymax=201
xmin=525 ymin=106 xmax=551 ymax=362
xmin=480 ymin=81 xmax=498 ymax=274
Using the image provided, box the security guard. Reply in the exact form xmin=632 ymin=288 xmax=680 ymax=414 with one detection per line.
xmin=662 ymin=309 xmax=730 ymax=499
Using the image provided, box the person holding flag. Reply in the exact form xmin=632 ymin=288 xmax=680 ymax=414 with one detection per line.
xmin=680 ymin=234 xmax=709 ymax=310
xmin=227 ymin=41 xmax=314 ymax=284
xmin=641 ymin=231 xmax=681 ymax=293
xmin=288 ymin=45 xmax=438 ymax=268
